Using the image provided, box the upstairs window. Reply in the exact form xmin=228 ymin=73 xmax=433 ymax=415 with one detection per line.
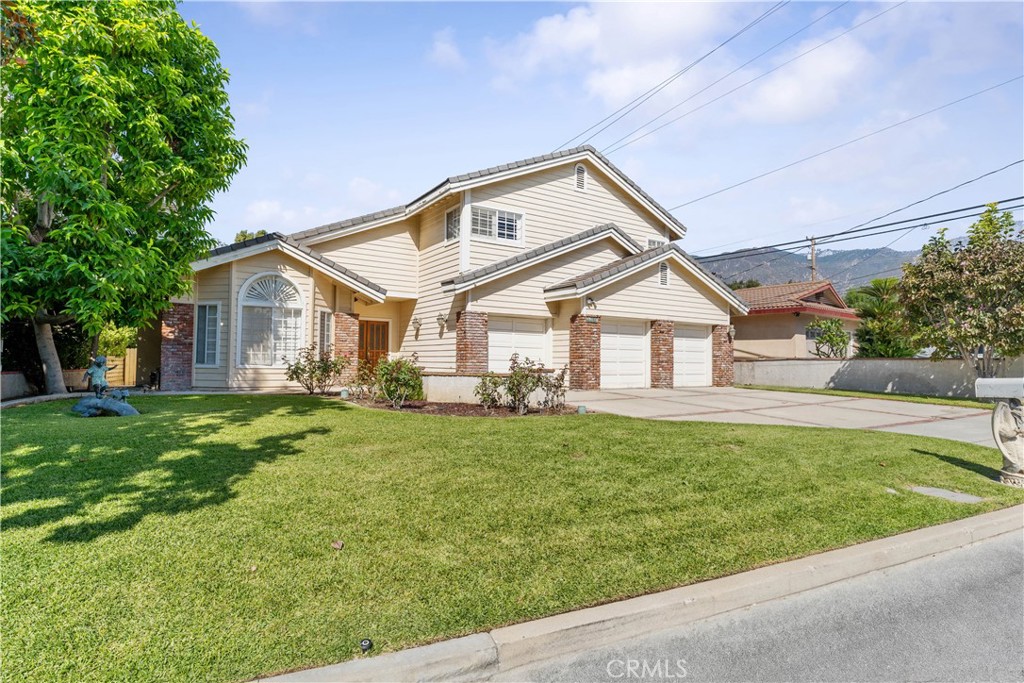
xmin=648 ymin=238 xmax=667 ymax=249
xmin=659 ymin=262 xmax=669 ymax=287
xmin=445 ymin=207 xmax=460 ymax=241
xmin=574 ymin=164 xmax=587 ymax=191
xmin=471 ymin=206 xmax=523 ymax=243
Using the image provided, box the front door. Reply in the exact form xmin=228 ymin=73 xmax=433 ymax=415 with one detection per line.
xmin=359 ymin=320 xmax=389 ymax=368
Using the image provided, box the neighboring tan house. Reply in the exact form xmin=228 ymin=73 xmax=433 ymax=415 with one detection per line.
xmin=157 ymin=146 xmax=749 ymax=393
xmin=730 ymin=281 xmax=859 ymax=360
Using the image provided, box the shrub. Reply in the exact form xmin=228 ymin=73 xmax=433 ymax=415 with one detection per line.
xmin=504 ymin=354 xmax=546 ymax=415
xmin=98 ymin=323 xmax=137 ymax=357
xmin=351 ymin=359 xmax=378 ymax=400
xmin=374 ymin=354 xmax=424 ymax=409
xmin=473 ymin=373 xmax=504 ymax=412
xmin=540 ymin=366 xmax=568 ymax=411
xmin=283 ymin=344 xmax=351 ymax=395
xmin=806 ymin=318 xmax=850 ymax=359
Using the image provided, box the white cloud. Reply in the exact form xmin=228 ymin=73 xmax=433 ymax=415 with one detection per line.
xmin=428 ymin=27 xmax=466 ymax=70
xmin=242 ymin=176 xmax=403 ymax=233
xmin=732 ymin=34 xmax=875 ymax=124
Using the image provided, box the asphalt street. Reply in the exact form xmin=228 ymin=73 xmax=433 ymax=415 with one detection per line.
xmin=494 ymin=531 xmax=1024 ymax=683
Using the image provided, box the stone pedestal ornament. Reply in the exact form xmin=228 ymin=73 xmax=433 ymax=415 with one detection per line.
xmin=975 ymin=378 xmax=1024 ymax=488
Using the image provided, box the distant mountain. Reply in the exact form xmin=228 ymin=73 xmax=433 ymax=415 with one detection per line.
xmin=698 ymin=245 xmax=922 ymax=293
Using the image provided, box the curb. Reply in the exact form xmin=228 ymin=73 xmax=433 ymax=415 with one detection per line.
xmin=260 ymin=505 xmax=1023 ymax=682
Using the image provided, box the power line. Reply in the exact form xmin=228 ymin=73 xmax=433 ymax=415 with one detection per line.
xmin=603 ymin=1 xmax=905 ymax=155
xmin=599 ymin=1 xmax=852 ymax=153
xmin=556 ymin=1 xmax=789 ymax=151
xmin=667 ymin=75 xmax=1024 ymax=210
xmin=697 ymin=197 xmax=1023 ymax=264
xmin=691 ymin=159 xmax=1023 ymax=255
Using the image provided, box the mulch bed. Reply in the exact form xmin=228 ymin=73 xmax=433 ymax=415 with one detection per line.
xmin=348 ymin=399 xmax=579 ymax=417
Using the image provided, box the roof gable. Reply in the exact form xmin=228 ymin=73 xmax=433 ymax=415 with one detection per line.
xmin=733 ymin=280 xmax=857 ymax=319
xmin=290 ymin=146 xmax=687 ymax=245
xmin=440 ymin=223 xmax=642 ymax=293
xmin=192 ymin=233 xmax=387 ymax=303
xmin=544 ymin=243 xmax=749 ymax=314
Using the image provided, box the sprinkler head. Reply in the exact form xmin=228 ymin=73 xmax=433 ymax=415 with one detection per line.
xmin=360 ymin=638 xmax=373 ymax=654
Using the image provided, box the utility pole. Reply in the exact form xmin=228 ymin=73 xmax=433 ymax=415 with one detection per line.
xmin=807 ymin=236 xmax=817 ymax=281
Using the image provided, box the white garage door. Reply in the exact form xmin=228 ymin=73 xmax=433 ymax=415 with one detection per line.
xmin=488 ymin=316 xmax=548 ymax=373
xmin=601 ymin=320 xmax=647 ymax=389
xmin=674 ymin=324 xmax=712 ymax=387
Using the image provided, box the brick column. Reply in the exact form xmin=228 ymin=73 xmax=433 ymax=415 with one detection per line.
xmin=650 ymin=320 xmax=674 ymax=389
xmin=711 ymin=324 xmax=734 ymax=387
xmin=569 ymin=313 xmax=601 ymax=390
xmin=456 ymin=310 xmax=488 ymax=374
xmin=160 ymin=303 xmax=194 ymax=390
xmin=334 ymin=311 xmax=359 ymax=383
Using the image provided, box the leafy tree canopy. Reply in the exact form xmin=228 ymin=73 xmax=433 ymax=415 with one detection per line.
xmin=806 ymin=318 xmax=850 ymax=359
xmin=1 ymin=0 xmax=246 ymax=392
xmin=899 ymin=204 xmax=1024 ymax=377
xmin=234 ymin=229 xmax=267 ymax=243
xmin=848 ymin=277 xmax=918 ymax=358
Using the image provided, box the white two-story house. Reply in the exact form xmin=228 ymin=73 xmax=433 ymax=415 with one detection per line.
xmin=158 ymin=146 xmax=748 ymax=394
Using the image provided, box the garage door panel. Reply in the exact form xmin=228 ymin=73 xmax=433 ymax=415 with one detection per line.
xmin=674 ymin=324 xmax=711 ymax=387
xmin=488 ymin=316 xmax=548 ymax=373
xmin=601 ymin=320 xmax=647 ymax=389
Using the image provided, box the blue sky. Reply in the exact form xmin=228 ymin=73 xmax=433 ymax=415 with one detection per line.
xmin=178 ymin=1 xmax=1024 ymax=256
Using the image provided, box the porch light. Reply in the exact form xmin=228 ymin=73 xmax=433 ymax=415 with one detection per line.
xmin=585 ymin=297 xmax=597 ymax=310
xmin=436 ymin=313 xmax=448 ymax=327
xmin=728 ymin=324 xmax=736 ymax=340
xmin=411 ymin=317 xmax=422 ymax=331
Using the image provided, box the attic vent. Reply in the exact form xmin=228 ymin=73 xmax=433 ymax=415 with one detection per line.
xmin=574 ymin=164 xmax=586 ymax=191
xmin=659 ymin=262 xmax=669 ymax=286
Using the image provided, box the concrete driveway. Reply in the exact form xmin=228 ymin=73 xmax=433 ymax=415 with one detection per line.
xmin=566 ymin=387 xmax=994 ymax=446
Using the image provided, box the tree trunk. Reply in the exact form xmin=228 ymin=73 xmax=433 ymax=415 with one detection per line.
xmin=91 ymin=333 xmax=100 ymax=359
xmin=32 ymin=318 xmax=68 ymax=395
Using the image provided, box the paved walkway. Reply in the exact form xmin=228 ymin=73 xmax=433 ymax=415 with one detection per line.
xmin=566 ymin=387 xmax=994 ymax=446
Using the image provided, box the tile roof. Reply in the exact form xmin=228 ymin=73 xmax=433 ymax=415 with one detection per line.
xmin=206 ymin=232 xmax=387 ymax=297
xmin=289 ymin=145 xmax=688 ymax=243
xmin=732 ymin=280 xmax=855 ymax=315
xmin=441 ymin=224 xmax=643 ymax=288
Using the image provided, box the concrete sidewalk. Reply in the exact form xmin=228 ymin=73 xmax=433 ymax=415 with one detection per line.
xmin=566 ymin=387 xmax=994 ymax=446
xmin=258 ymin=506 xmax=1023 ymax=682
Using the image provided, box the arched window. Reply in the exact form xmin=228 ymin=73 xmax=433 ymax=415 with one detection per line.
xmin=238 ymin=274 xmax=304 ymax=367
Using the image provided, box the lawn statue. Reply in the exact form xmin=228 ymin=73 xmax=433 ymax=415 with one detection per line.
xmin=975 ymin=378 xmax=1024 ymax=488
xmin=73 ymin=359 xmax=139 ymax=417
xmin=83 ymin=356 xmax=116 ymax=398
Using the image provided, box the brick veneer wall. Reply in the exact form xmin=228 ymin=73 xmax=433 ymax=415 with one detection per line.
xmin=160 ymin=303 xmax=194 ymax=390
xmin=650 ymin=320 xmax=674 ymax=389
xmin=456 ymin=310 xmax=488 ymax=374
xmin=334 ymin=311 xmax=359 ymax=384
xmin=712 ymin=324 xmax=734 ymax=387
xmin=569 ymin=313 xmax=601 ymax=390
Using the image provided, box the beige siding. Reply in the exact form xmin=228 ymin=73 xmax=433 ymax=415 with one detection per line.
xmin=468 ymin=161 xmax=671 ymax=269
xmin=226 ymin=251 xmax=318 ymax=390
xmin=316 ymin=219 xmax=419 ymax=296
xmin=399 ymin=198 xmax=462 ymax=371
xmin=193 ymin=265 xmax=231 ymax=388
xmin=734 ymin=314 xmax=858 ymax=359
xmin=551 ymin=301 xmax=576 ymax=369
xmin=473 ymin=241 xmax=628 ymax=318
xmin=594 ymin=261 xmax=730 ymax=325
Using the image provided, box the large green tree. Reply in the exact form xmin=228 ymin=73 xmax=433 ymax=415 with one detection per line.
xmin=1 ymin=0 xmax=247 ymax=393
xmin=899 ymin=204 xmax=1024 ymax=377
xmin=846 ymin=277 xmax=918 ymax=358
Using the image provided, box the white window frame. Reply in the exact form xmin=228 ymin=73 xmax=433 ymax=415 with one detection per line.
xmin=444 ymin=206 xmax=461 ymax=243
xmin=470 ymin=205 xmax=525 ymax=245
xmin=317 ymin=308 xmax=334 ymax=354
xmin=659 ymin=262 xmax=670 ymax=287
xmin=194 ymin=301 xmax=221 ymax=367
xmin=574 ymin=163 xmax=587 ymax=192
xmin=648 ymin=238 xmax=667 ymax=249
xmin=235 ymin=271 xmax=306 ymax=368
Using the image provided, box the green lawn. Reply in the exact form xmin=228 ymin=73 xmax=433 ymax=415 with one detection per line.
xmin=738 ymin=384 xmax=993 ymax=410
xmin=3 ymin=396 xmax=1020 ymax=682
